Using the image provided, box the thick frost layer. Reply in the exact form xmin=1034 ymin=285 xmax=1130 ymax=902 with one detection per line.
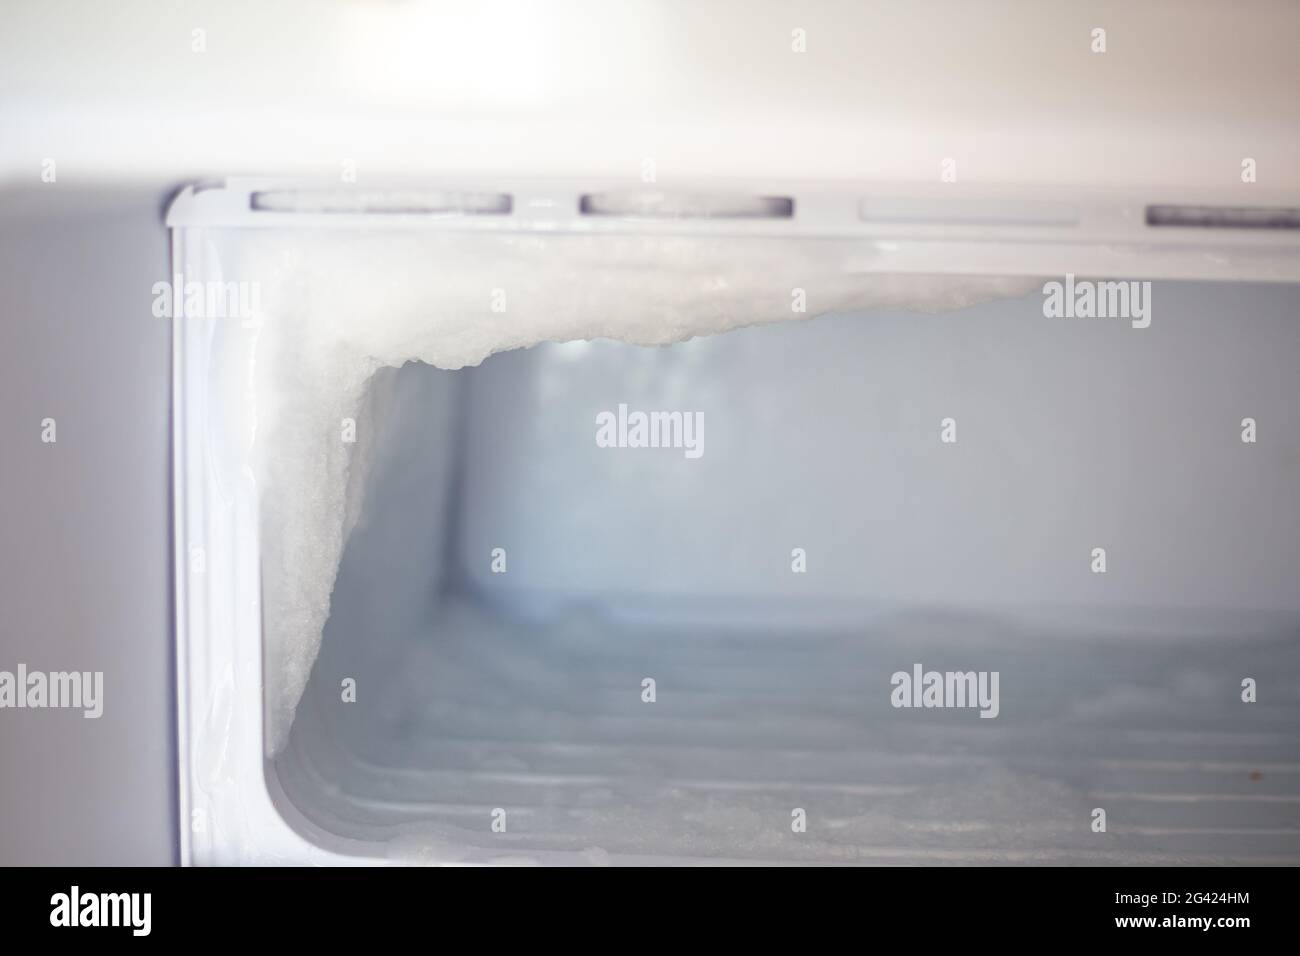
xmin=241 ymin=231 xmax=1035 ymax=754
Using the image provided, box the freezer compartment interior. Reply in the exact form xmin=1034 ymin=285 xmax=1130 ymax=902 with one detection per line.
xmin=273 ymin=282 xmax=1300 ymax=864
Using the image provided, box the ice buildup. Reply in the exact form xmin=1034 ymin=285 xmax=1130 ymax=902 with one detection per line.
xmin=234 ymin=229 xmax=1035 ymax=753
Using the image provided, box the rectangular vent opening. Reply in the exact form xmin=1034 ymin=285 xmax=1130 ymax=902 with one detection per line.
xmin=859 ymin=197 xmax=1079 ymax=227
xmin=250 ymin=190 xmax=513 ymax=216
xmin=580 ymin=192 xmax=794 ymax=220
xmin=1146 ymin=204 xmax=1300 ymax=230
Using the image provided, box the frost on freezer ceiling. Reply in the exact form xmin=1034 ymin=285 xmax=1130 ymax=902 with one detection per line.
xmin=234 ymin=230 xmax=1035 ymax=755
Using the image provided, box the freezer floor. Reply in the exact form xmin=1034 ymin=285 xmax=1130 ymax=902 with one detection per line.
xmin=279 ymin=599 xmax=1300 ymax=864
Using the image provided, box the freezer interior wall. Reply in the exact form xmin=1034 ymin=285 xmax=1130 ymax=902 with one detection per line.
xmin=276 ymin=283 xmax=1300 ymax=864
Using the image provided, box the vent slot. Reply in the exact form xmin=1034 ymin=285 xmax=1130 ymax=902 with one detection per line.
xmin=859 ymin=197 xmax=1078 ymax=227
xmin=1146 ymin=204 xmax=1300 ymax=230
xmin=580 ymin=191 xmax=794 ymax=220
xmin=250 ymin=190 xmax=512 ymax=216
